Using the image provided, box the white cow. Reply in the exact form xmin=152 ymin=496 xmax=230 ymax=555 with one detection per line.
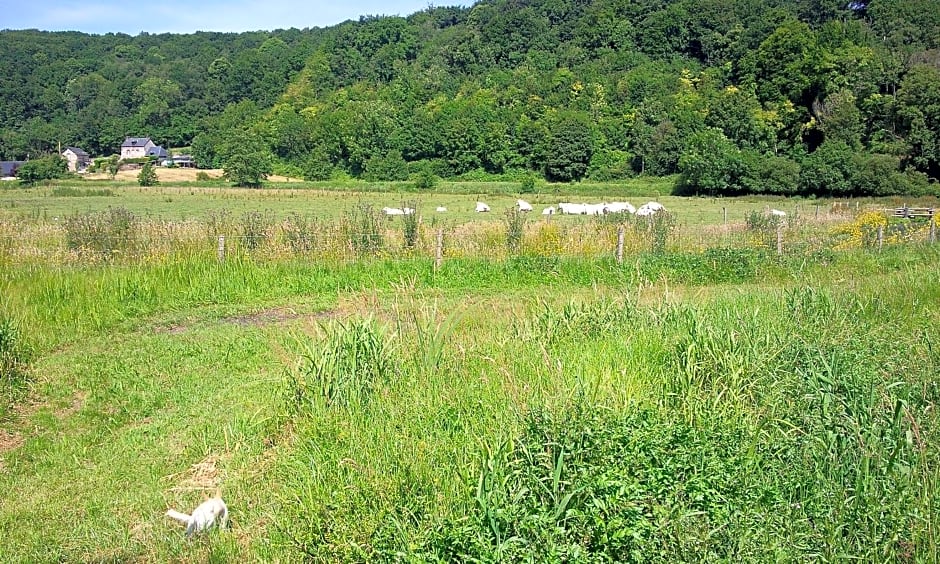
xmin=558 ymin=202 xmax=586 ymax=215
xmin=517 ymin=199 xmax=534 ymax=212
xmin=403 ymin=207 xmax=416 ymax=215
xmin=436 ymin=206 xmax=447 ymax=212
xmin=382 ymin=207 xmax=405 ymax=216
xmin=475 ymin=201 xmax=491 ymax=212
xmin=604 ymin=201 xmax=636 ymax=214
xmin=770 ymin=209 xmax=787 ymax=217
xmin=542 ymin=206 xmax=556 ymax=215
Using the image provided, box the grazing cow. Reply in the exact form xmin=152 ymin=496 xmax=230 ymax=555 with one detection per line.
xmin=604 ymin=201 xmax=636 ymax=214
xmin=476 ymin=201 xmax=491 ymax=212
xmin=517 ymin=199 xmax=534 ymax=212
xmin=770 ymin=209 xmax=786 ymax=217
xmin=436 ymin=206 xmax=447 ymax=212
xmin=558 ymin=202 xmax=586 ymax=214
xmin=382 ymin=207 xmax=405 ymax=216
xmin=542 ymin=206 xmax=556 ymax=215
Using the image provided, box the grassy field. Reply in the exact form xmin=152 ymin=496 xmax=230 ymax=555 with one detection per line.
xmin=1 ymin=180 xmax=939 ymax=561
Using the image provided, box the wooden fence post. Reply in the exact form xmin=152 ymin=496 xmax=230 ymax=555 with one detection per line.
xmin=930 ymin=214 xmax=937 ymax=244
xmin=877 ymin=225 xmax=884 ymax=252
xmin=815 ymin=204 xmax=819 ymax=219
xmin=217 ymin=235 xmax=225 ymax=262
xmin=616 ymin=226 xmax=625 ymax=264
xmin=435 ymin=228 xmax=444 ymax=270
xmin=722 ymin=207 xmax=727 ymax=225
xmin=776 ymin=224 xmax=783 ymax=255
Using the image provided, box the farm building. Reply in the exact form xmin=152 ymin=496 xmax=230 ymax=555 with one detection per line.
xmin=120 ymin=137 xmax=156 ymax=159
xmin=1 ymin=160 xmax=25 ymax=179
xmin=62 ymin=147 xmax=91 ymax=172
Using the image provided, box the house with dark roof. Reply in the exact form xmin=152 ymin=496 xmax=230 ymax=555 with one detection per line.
xmin=62 ymin=147 xmax=91 ymax=172
xmin=1 ymin=160 xmax=26 ymax=179
xmin=147 ymin=146 xmax=169 ymax=162
xmin=120 ymin=137 xmax=156 ymax=159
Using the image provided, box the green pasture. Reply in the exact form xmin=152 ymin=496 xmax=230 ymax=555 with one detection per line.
xmin=0 ymin=177 xmax=892 ymax=227
xmin=1 ymin=181 xmax=939 ymax=561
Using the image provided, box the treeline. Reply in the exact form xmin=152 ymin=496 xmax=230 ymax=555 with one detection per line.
xmin=2 ymin=0 xmax=939 ymax=196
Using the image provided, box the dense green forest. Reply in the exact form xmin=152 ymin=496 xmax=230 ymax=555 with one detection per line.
xmin=2 ymin=0 xmax=939 ymax=195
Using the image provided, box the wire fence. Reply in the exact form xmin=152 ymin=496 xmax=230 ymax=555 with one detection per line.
xmin=0 ymin=206 xmax=936 ymax=266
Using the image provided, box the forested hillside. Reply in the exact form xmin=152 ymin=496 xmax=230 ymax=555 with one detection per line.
xmin=2 ymin=0 xmax=939 ymax=195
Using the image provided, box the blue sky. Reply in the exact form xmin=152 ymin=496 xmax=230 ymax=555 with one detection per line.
xmin=2 ymin=1 xmax=466 ymax=34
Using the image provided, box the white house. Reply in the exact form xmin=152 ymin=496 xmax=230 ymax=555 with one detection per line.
xmin=62 ymin=147 xmax=91 ymax=172
xmin=120 ymin=137 xmax=156 ymax=159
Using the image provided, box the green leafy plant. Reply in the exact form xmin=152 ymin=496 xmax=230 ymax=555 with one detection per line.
xmin=137 ymin=162 xmax=158 ymax=186
xmin=289 ymin=318 xmax=395 ymax=409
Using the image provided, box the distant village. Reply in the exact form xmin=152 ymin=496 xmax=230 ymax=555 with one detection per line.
xmin=1 ymin=137 xmax=196 ymax=179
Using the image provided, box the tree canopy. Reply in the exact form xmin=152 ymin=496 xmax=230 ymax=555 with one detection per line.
xmin=1 ymin=0 xmax=939 ymax=196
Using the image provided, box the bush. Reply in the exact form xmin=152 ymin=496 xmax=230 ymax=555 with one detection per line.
xmin=137 ymin=162 xmax=158 ymax=186
xmin=16 ymin=155 xmax=69 ymax=186
xmin=363 ymin=150 xmax=409 ymax=181
xmin=413 ymin=168 xmax=438 ymax=190
xmin=195 ymin=171 xmax=212 ymax=181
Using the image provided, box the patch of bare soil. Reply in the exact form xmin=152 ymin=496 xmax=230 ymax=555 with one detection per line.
xmin=223 ymin=307 xmax=339 ymax=328
xmin=55 ymin=391 xmax=87 ymax=419
xmin=0 ymin=429 xmax=25 ymax=471
xmin=165 ymin=454 xmax=225 ymax=493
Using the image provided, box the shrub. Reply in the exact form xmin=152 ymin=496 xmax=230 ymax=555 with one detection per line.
xmin=137 ymin=162 xmax=158 ymax=186
xmin=413 ymin=169 xmax=438 ymax=190
xmin=195 ymin=171 xmax=212 ymax=182
xmin=16 ymin=155 xmax=69 ymax=186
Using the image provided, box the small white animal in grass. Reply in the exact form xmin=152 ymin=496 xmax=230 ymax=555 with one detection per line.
xmin=166 ymin=497 xmax=228 ymax=537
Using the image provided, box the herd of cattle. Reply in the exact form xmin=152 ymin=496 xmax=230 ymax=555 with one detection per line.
xmin=382 ymin=200 xmax=667 ymax=217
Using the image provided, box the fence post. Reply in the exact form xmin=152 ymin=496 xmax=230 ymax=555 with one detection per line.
xmin=435 ymin=228 xmax=444 ymax=270
xmin=877 ymin=225 xmax=884 ymax=252
xmin=616 ymin=226 xmax=625 ymax=264
xmin=815 ymin=204 xmax=819 ymax=219
xmin=217 ymin=235 xmax=225 ymax=262
xmin=930 ymin=214 xmax=937 ymax=244
xmin=722 ymin=207 xmax=727 ymax=225
xmin=776 ymin=224 xmax=783 ymax=255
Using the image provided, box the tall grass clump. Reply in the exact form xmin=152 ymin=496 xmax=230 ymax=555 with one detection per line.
xmin=504 ymin=207 xmax=526 ymax=254
xmin=745 ymin=209 xmax=784 ymax=249
xmin=632 ymin=211 xmax=676 ymax=253
xmin=63 ymin=206 xmax=138 ymax=258
xmin=0 ymin=315 xmax=31 ymax=419
xmin=345 ymin=203 xmax=384 ymax=255
xmin=240 ymin=210 xmax=274 ymax=251
xmin=401 ymin=201 xmax=420 ymax=249
xmin=282 ymin=212 xmax=319 ymax=254
xmin=289 ymin=318 xmax=396 ymax=409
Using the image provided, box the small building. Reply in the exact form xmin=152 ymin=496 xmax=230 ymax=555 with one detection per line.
xmin=164 ymin=154 xmax=196 ymax=168
xmin=146 ymin=145 xmax=169 ymax=164
xmin=1 ymin=160 xmax=26 ymax=180
xmin=120 ymin=137 xmax=156 ymax=159
xmin=62 ymin=147 xmax=91 ymax=172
